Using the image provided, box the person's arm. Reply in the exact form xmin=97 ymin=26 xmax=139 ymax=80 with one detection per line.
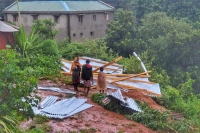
xmin=90 ymin=67 xmax=93 ymax=83
xmin=81 ymin=65 xmax=84 ymax=79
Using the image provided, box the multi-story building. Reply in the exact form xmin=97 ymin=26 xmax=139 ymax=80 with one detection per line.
xmin=3 ymin=1 xmax=115 ymax=42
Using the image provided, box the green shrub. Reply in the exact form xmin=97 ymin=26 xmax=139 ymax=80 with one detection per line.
xmin=34 ymin=115 xmax=50 ymax=124
xmin=58 ymin=39 xmax=117 ymax=61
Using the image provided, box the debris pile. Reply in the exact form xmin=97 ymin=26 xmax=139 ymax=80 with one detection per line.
xmin=61 ymin=56 xmax=161 ymax=97
xmin=33 ymin=87 xmax=93 ymax=119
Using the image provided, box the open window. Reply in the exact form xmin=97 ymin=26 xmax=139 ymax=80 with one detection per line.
xmin=90 ymin=31 xmax=94 ymax=36
xmin=93 ymin=15 xmax=96 ymax=21
xmin=104 ymin=13 xmax=109 ymax=20
xmin=13 ymin=14 xmax=18 ymax=22
xmin=32 ymin=14 xmax=38 ymax=21
xmin=77 ymin=14 xmax=85 ymax=23
xmin=54 ymin=15 xmax=60 ymax=23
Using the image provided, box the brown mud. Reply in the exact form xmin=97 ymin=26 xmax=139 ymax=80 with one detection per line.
xmin=21 ymin=80 xmax=158 ymax=133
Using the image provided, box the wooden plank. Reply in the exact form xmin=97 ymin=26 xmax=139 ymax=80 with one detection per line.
xmin=104 ymin=76 xmax=156 ymax=84
xmin=113 ymin=83 xmax=161 ymax=96
xmin=92 ymin=56 xmax=123 ymax=73
xmin=109 ymin=71 xmax=152 ymax=83
xmin=79 ymin=57 xmax=123 ymax=67
xmin=92 ymin=65 xmax=121 ymax=71
xmin=93 ymin=74 xmax=151 ymax=78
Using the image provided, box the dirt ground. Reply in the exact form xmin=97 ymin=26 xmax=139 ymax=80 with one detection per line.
xmin=21 ymin=80 xmax=159 ymax=133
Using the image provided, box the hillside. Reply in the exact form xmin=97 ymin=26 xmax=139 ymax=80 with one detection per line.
xmin=20 ymin=79 xmax=159 ymax=133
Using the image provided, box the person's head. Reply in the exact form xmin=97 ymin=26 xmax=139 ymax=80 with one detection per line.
xmin=100 ymin=67 xmax=104 ymax=71
xmin=86 ymin=59 xmax=90 ymax=64
xmin=74 ymin=57 xmax=79 ymax=62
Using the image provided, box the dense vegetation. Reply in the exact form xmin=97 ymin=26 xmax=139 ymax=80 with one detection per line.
xmin=1 ymin=0 xmax=200 ymax=132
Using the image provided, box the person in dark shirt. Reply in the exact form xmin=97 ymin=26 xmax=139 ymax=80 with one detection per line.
xmin=71 ymin=57 xmax=81 ymax=96
xmin=81 ymin=59 xmax=93 ymax=96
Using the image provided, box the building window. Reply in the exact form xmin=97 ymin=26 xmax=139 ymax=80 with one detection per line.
xmin=54 ymin=16 xmax=59 ymax=23
xmin=73 ymin=33 xmax=76 ymax=37
xmin=80 ymin=33 xmax=83 ymax=36
xmin=90 ymin=31 xmax=94 ymax=36
xmin=78 ymin=16 xmax=83 ymax=23
xmin=93 ymin=15 xmax=96 ymax=21
xmin=13 ymin=15 xmax=18 ymax=22
xmin=32 ymin=15 xmax=38 ymax=21
xmin=105 ymin=13 xmax=109 ymax=20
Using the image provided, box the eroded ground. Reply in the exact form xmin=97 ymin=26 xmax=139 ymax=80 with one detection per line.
xmin=21 ymin=80 xmax=158 ymax=133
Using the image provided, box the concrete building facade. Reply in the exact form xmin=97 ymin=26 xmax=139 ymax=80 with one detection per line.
xmin=3 ymin=1 xmax=115 ymax=42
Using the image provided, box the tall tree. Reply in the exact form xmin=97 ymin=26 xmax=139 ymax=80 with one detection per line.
xmin=106 ymin=9 xmax=137 ymax=57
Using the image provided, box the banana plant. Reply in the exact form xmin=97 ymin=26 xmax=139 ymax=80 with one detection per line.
xmin=13 ymin=26 xmax=43 ymax=58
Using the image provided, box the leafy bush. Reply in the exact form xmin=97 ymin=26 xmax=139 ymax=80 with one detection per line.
xmin=126 ymin=105 xmax=169 ymax=131
xmin=32 ymin=19 xmax=59 ymax=39
xmin=34 ymin=115 xmax=50 ymax=124
xmin=0 ymin=50 xmax=38 ymax=119
xmin=58 ymin=39 xmax=117 ymax=61
xmin=91 ymin=93 xmax=131 ymax=114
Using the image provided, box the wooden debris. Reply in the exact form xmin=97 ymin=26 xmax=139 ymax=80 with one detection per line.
xmin=109 ymin=71 xmax=152 ymax=84
xmin=92 ymin=56 xmax=122 ymax=73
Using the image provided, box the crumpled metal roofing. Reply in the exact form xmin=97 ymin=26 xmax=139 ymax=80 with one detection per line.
xmin=107 ymin=89 xmax=142 ymax=112
xmin=62 ymin=56 xmax=123 ymax=74
xmin=34 ymin=97 xmax=93 ymax=119
xmin=62 ymin=56 xmax=161 ymax=96
xmin=38 ymin=86 xmax=76 ymax=94
xmin=4 ymin=1 xmax=114 ymax=12
xmin=106 ymin=78 xmax=161 ymax=95
xmin=123 ymin=98 xmax=142 ymax=112
xmin=107 ymin=89 xmax=126 ymax=103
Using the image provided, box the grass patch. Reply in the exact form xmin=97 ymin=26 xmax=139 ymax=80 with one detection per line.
xmin=34 ymin=115 xmax=50 ymax=124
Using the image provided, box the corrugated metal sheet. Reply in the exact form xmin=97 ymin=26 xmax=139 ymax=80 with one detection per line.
xmin=62 ymin=56 xmax=123 ymax=74
xmin=107 ymin=89 xmax=126 ymax=103
xmin=0 ymin=21 xmax=18 ymax=32
xmin=38 ymin=86 xmax=76 ymax=94
xmin=40 ymin=96 xmax=58 ymax=109
xmin=38 ymin=103 xmax=93 ymax=119
xmin=124 ymin=98 xmax=142 ymax=112
xmin=34 ymin=97 xmax=93 ymax=119
xmin=106 ymin=77 xmax=161 ymax=95
xmin=5 ymin=1 xmax=113 ymax=12
xmin=65 ymin=1 xmax=113 ymax=11
xmin=5 ymin=2 xmax=67 ymax=12
xmin=62 ymin=56 xmax=161 ymax=96
xmin=41 ymin=97 xmax=87 ymax=115
xmin=107 ymin=89 xmax=142 ymax=112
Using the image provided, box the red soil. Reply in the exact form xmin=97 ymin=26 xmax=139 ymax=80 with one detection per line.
xmin=122 ymin=90 xmax=166 ymax=111
xmin=21 ymin=80 xmax=158 ymax=133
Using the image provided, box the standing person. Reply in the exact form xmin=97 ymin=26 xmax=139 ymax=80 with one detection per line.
xmin=97 ymin=67 xmax=107 ymax=93
xmin=71 ymin=57 xmax=81 ymax=93
xmin=81 ymin=59 xmax=93 ymax=96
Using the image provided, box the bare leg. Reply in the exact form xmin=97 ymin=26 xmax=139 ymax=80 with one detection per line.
xmin=73 ymin=85 xmax=76 ymax=91
xmin=86 ymin=87 xmax=90 ymax=95
xmin=84 ymin=87 xmax=86 ymax=94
